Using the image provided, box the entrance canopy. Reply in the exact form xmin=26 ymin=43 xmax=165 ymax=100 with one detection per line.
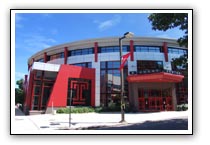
xmin=127 ymin=72 xmax=184 ymax=83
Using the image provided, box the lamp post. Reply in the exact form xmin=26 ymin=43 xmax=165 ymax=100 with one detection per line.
xmin=119 ymin=32 xmax=134 ymax=123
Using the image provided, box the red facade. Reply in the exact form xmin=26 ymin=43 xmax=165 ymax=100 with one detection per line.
xmin=47 ymin=65 xmax=95 ymax=108
xmin=23 ymin=64 xmax=95 ymax=112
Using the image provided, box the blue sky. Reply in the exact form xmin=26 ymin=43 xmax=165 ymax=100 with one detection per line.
xmin=15 ymin=12 xmax=185 ymax=84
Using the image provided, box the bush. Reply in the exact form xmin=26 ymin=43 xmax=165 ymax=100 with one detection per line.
xmin=177 ymin=104 xmax=188 ymax=111
xmin=56 ymin=104 xmax=131 ymax=114
xmin=56 ymin=107 xmax=95 ymax=114
xmin=94 ymin=107 xmax=103 ymax=113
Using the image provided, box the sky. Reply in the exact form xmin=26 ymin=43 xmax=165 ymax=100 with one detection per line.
xmin=15 ymin=11 xmax=185 ymax=84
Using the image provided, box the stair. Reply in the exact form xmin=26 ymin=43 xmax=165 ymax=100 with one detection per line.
xmin=29 ymin=110 xmax=45 ymax=115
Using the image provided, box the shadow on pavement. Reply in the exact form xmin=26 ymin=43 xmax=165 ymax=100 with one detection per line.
xmin=15 ymin=108 xmax=25 ymax=116
xmin=94 ymin=119 xmax=188 ymax=130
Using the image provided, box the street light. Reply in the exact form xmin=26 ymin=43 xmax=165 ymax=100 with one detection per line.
xmin=119 ymin=32 xmax=134 ymax=123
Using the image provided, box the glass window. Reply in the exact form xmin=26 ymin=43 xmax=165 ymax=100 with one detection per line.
xmin=113 ymin=61 xmax=120 ymax=68
xmin=137 ymin=60 xmax=163 ymax=71
xmin=99 ymin=46 xmax=129 ymax=53
xmin=100 ymin=61 xmax=128 ymax=107
xmin=69 ymin=48 xmax=93 ymax=56
xmin=37 ymin=58 xmax=44 ymax=62
xmin=34 ymin=86 xmax=41 ymax=95
xmin=50 ymin=52 xmax=64 ymax=60
xmin=71 ymin=62 xmax=92 ymax=68
xmin=135 ymin=46 xmax=160 ymax=52
xmin=168 ymin=47 xmax=187 ymax=55
xmin=100 ymin=62 xmax=106 ymax=69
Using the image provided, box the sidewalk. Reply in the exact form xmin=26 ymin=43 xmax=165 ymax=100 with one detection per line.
xmin=11 ymin=108 xmax=189 ymax=134
xmin=12 ymin=107 xmax=40 ymax=133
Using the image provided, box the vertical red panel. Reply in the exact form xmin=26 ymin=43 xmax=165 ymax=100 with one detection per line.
xmin=44 ymin=52 xmax=47 ymax=63
xmin=130 ymin=40 xmax=134 ymax=61
xmin=28 ymin=64 xmax=30 ymax=71
xmin=64 ymin=47 xmax=68 ymax=64
xmin=27 ymin=71 xmax=34 ymax=110
xmin=94 ymin=42 xmax=98 ymax=62
xmin=47 ymin=65 xmax=95 ymax=107
xmin=163 ymin=42 xmax=168 ymax=62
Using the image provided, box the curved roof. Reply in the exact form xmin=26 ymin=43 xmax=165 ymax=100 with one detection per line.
xmin=28 ymin=36 xmax=186 ymax=64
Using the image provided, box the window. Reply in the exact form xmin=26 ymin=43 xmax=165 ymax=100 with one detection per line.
xmin=168 ymin=47 xmax=187 ymax=55
xmin=36 ymin=58 xmax=44 ymax=62
xmin=135 ymin=46 xmax=161 ymax=52
xmin=100 ymin=61 xmax=128 ymax=107
xmin=50 ymin=52 xmax=64 ymax=60
xmin=69 ymin=48 xmax=93 ymax=56
xmin=137 ymin=60 xmax=163 ymax=71
xmin=71 ymin=62 xmax=92 ymax=68
xmin=99 ymin=46 xmax=129 ymax=53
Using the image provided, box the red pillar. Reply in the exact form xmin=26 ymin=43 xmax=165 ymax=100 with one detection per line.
xmin=28 ymin=64 xmax=30 ymax=71
xmin=163 ymin=42 xmax=168 ymax=62
xmin=94 ymin=42 xmax=98 ymax=62
xmin=64 ymin=47 xmax=68 ymax=64
xmin=130 ymin=40 xmax=134 ymax=61
xmin=44 ymin=52 xmax=47 ymax=63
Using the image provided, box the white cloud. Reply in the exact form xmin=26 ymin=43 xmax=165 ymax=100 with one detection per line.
xmin=95 ymin=15 xmax=121 ymax=31
xmin=15 ymin=72 xmax=25 ymax=80
xmin=17 ymin=34 xmax=57 ymax=53
xmin=15 ymin=14 xmax=24 ymax=28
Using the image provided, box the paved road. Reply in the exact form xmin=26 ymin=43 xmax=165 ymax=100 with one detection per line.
xmin=95 ymin=118 xmax=188 ymax=130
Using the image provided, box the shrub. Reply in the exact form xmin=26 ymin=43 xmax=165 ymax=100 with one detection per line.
xmin=56 ymin=106 xmax=95 ymax=114
xmin=177 ymin=104 xmax=188 ymax=111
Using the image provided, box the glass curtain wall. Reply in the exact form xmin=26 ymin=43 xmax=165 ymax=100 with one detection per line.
xmin=100 ymin=61 xmax=128 ymax=107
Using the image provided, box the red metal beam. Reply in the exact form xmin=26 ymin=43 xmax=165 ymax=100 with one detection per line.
xmin=94 ymin=42 xmax=98 ymax=62
xmin=130 ymin=40 xmax=134 ymax=61
xmin=64 ymin=47 xmax=68 ymax=64
xmin=163 ymin=42 xmax=168 ymax=62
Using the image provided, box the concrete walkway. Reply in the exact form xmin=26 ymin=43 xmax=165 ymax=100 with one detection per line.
xmin=11 ymin=107 xmax=189 ymax=134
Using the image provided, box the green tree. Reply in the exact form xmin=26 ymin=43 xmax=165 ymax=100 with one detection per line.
xmin=148 ymin=13 xmax=188 ymax=47
xmin=171 ymin=54 xmax=188 ymax=71
xmin=15 ymin=79 xmax=24 ymax=105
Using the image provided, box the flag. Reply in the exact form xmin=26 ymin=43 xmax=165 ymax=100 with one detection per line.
xmin=119 ymin=52 xmax=131 ymax=70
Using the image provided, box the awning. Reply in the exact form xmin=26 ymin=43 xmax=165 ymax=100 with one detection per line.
xmin=32 ymin=62 xmax=60 ymax=72
xmin=127 ymin=72 xmax=184 ymax=83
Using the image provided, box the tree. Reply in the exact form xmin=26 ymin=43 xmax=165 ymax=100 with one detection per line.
xmin=148 ymin=13 xmax=188 ymax=47
xmin=171 ymin=54 xmax=188 ymax=71
xmin=15 ymin=79 xmax=24 ymax=106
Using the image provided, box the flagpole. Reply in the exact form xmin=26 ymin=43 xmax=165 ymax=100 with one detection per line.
xmin=119 ymin=36 xmax=126 ymax=123
xmin=119 ymin=32 xmax=134 ymax=123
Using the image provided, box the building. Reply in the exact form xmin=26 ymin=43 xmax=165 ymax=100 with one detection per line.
xmin=23 ymin=37 xmax=188 ymax=114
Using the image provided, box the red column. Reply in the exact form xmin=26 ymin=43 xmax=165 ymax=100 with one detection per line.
xmin=44 ymin=52 xmax=47 ymax=63
xmin=130 ymin=40 xmax=134 ymax=61
xmin=163 ymin=42 xmax=168 ymax=62
xmin=64 ymin=47 xmax=68 ymax=64
xmin=94 ymin=42 xmax=98 ymax=62
xmin=28 ymin=64 xmax=30 ymax=71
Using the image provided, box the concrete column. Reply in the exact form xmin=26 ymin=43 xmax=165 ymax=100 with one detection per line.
xmin=128 ymin=83 xmax=139 ymax=112
xmin=92 ymin=61 xmax=100 ymax=106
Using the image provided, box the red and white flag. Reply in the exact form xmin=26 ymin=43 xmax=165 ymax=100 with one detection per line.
xmin=119 ymin=52 xmax=131 ymax=70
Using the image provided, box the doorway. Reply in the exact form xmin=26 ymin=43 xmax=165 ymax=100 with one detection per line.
xmin=138 ymin=88 xmax=173 ymax=111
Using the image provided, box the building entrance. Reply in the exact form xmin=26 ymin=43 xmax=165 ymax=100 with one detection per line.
xmin=31 ymin=71 xmax=56 ymax=111
xmin=138 ymin=88 xmax=173 ymax=112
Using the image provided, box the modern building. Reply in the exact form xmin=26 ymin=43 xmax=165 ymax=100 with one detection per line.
xmin=23 ymin=37 xmax=188 ymax=114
